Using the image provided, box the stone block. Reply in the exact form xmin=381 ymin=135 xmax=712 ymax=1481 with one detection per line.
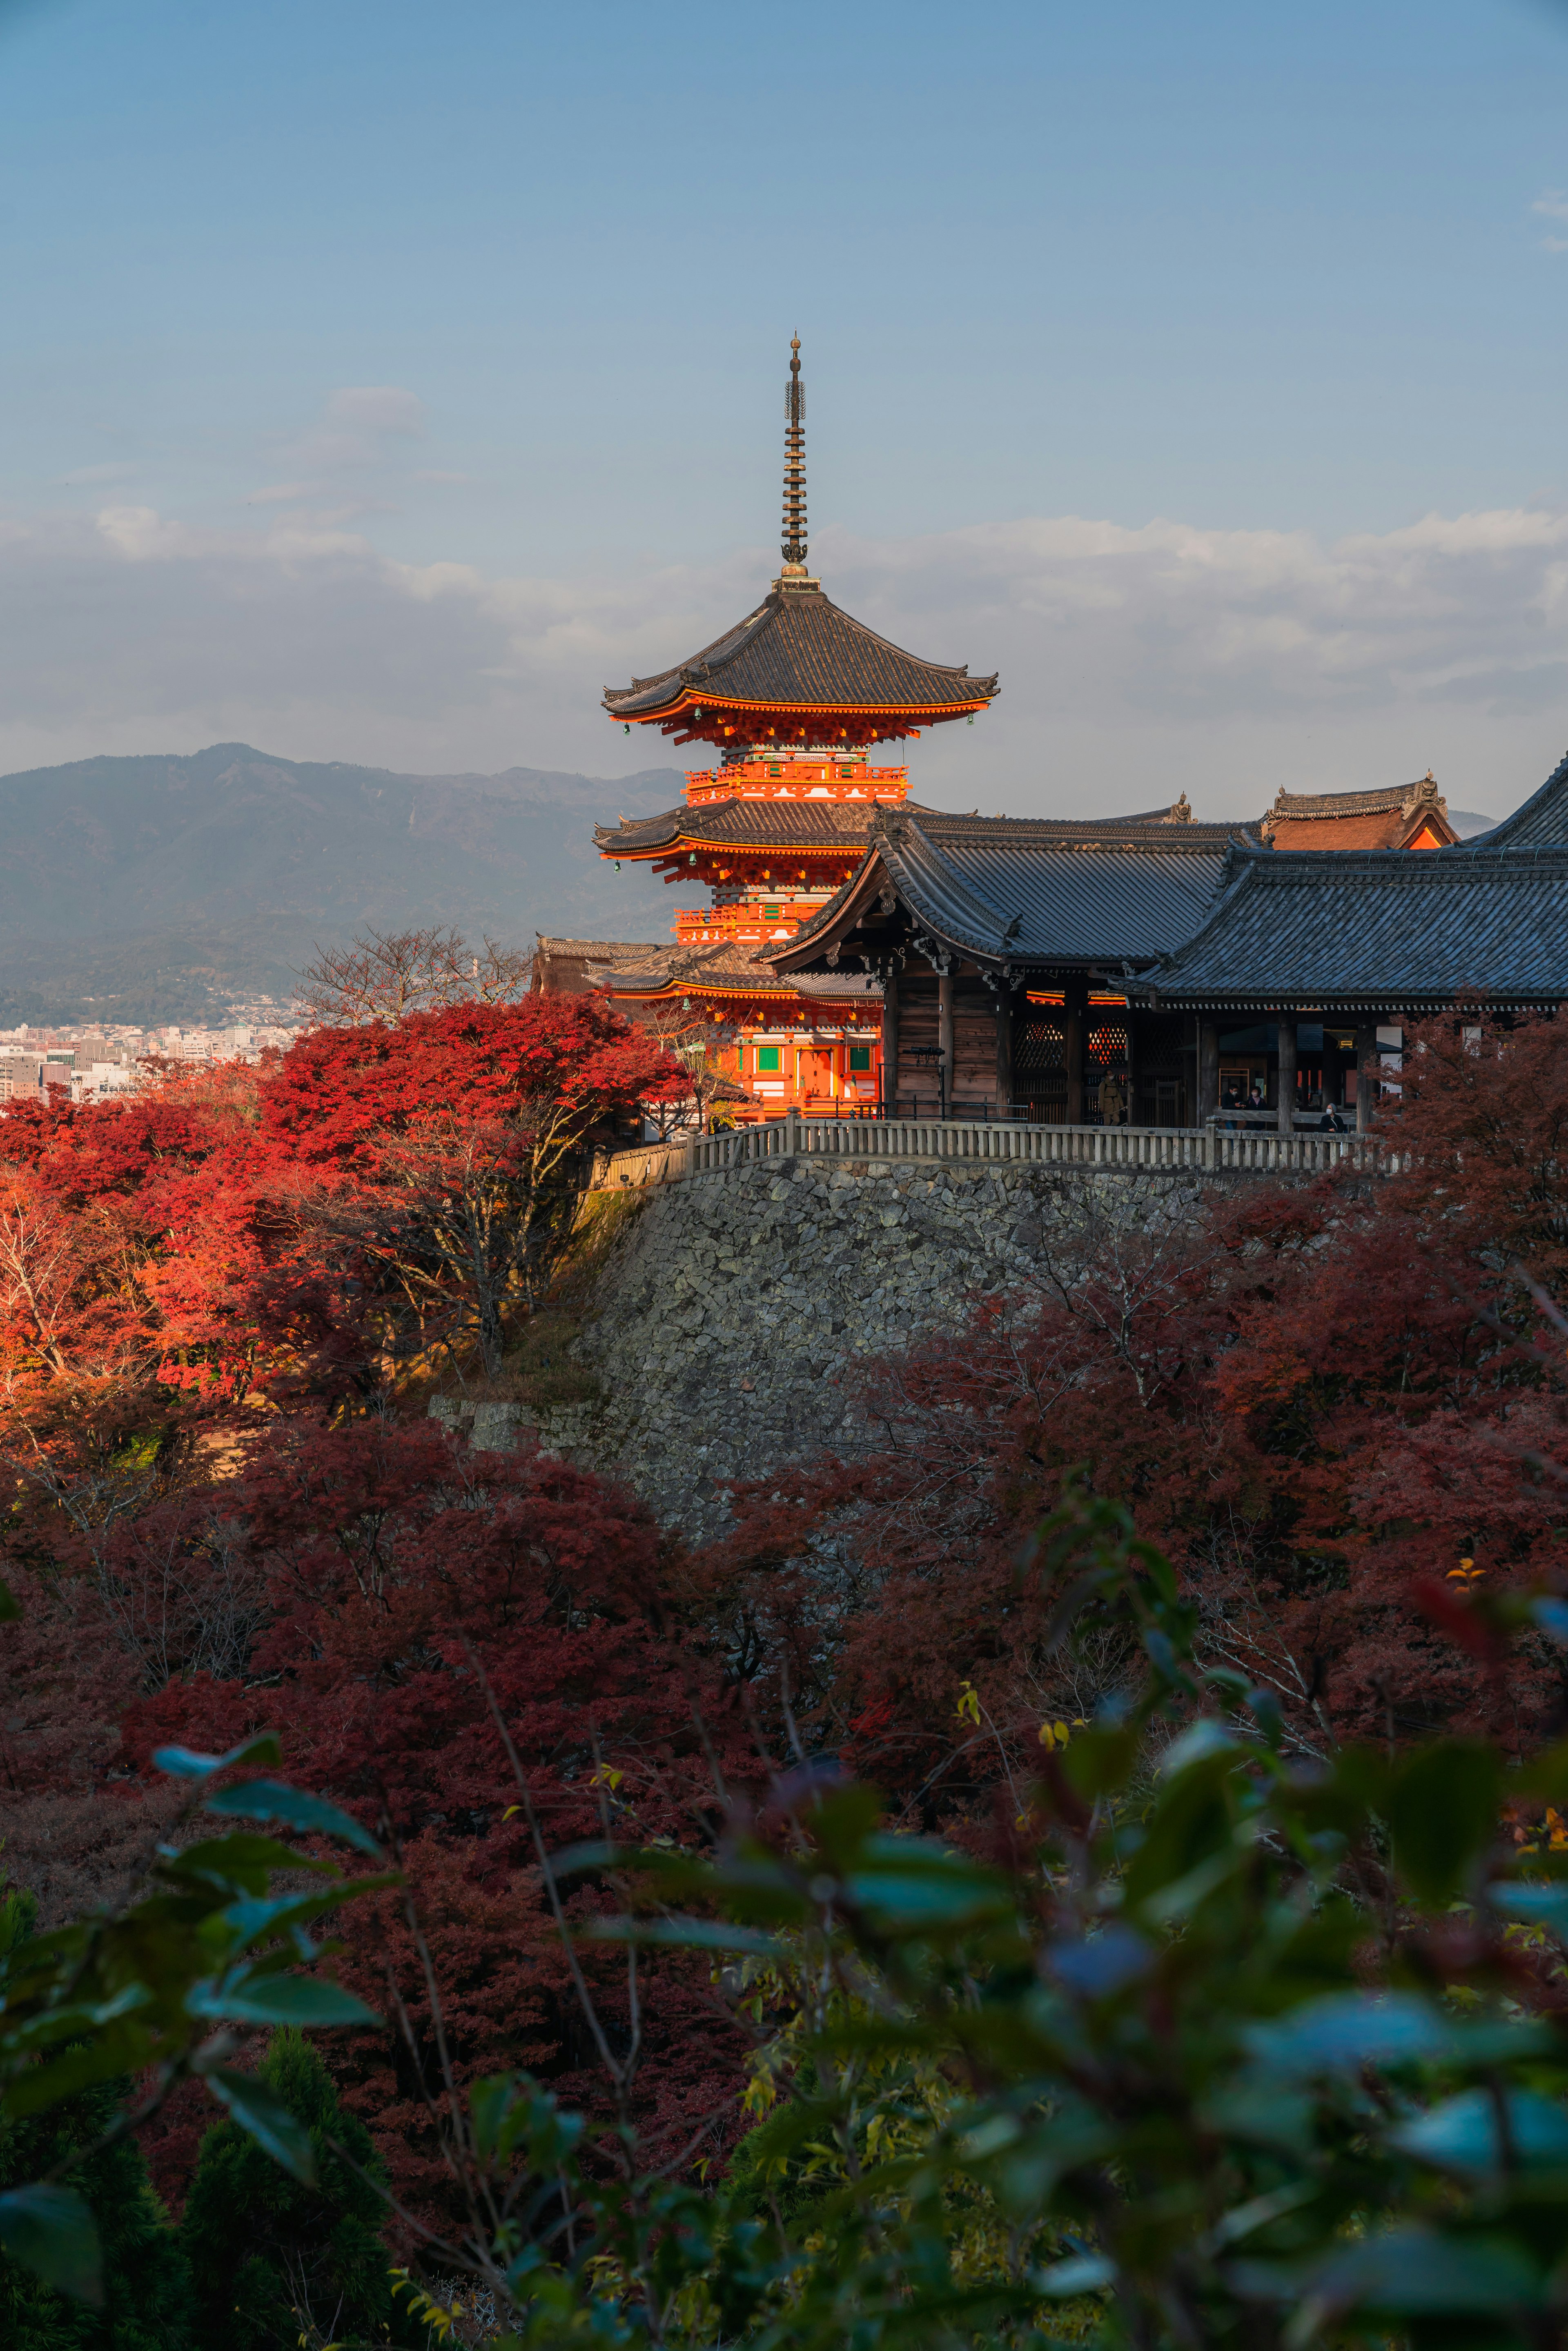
xmin=471 ymin=1401 xmax=524 ymax=1453
xmin=427 ymin=1395 xmax=475 ymax=1428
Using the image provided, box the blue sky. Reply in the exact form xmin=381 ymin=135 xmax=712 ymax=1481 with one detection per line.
xmin=4 ymin=0 xmax=1568 ymax=822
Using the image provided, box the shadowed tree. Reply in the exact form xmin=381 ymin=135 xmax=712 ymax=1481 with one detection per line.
xmin=0 ymin=1894 xmax=194 ymax=2351
xmin=179 ymin=2030 xmax=415 ymax=2351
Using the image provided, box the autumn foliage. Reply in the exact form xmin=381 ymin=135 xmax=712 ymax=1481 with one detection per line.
xmin=4 ymin=995 xmax=1568 ymax=2244
xmin=703 ymin=1008 xmax=1568 ymax=1818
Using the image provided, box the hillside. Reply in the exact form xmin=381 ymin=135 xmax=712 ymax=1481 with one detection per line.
xmin=0 ymin=744 xmax=682 ymax=1023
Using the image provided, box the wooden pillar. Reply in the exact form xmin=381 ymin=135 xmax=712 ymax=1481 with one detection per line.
xmin=1355 ymin=1018 xmax=1376 ymax=1134
xmin=994 ymin=980 xmax=1015 ymax=1118
xmin=1198 ymin=1020 xmax=1219 ymax=1123
xmin=881 ymin=967 xmax=900 ymax=1118
xmin=1125 ymin=1005 xmax=1140 ymax=1128
xmin=1064 ymin=973 xmax=1087 ymax=1125
xmin=1277 ymin=1016 xmax=1297 ymax=1136
xmin=938 ymin=970 xmax=955 ymax=1116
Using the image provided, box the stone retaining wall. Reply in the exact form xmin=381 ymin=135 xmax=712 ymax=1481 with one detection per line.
xmin=515 ymin=1150 xmax=1270 ymax=1538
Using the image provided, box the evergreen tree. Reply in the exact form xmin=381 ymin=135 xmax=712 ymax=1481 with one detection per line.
xmin=179 ymin=2028 xmax=413 ymax=2350
xmin=0 ymin=1894 xmax=195 ymax=2351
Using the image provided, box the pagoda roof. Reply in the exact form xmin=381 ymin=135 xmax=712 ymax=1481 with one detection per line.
xmin=603 ymin=583 xmax=998 ymax=747
xmin=588 ymin=936 xmax=879 ymax=1009
xmin=595 ymin=794 xmax=944 ymax=860
xmin=766 ymin=809 xmax=1257 ymax=978
xmin=1143 ymin=837 xmax=1568 ymax=1012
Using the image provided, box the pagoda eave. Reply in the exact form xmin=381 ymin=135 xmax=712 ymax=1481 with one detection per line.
xmin=606 ymin=691 xmax=993 ymax=751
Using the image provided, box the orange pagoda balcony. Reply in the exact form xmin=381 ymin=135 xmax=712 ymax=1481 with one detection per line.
xmin=684 ymin=753 xmax=909 ymax=806
xmin=674 ymin=896 xmax=832 ymax=947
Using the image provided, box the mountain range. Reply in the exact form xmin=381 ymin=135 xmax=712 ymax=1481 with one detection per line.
xmin=0 ymin=744 xmax=684 ymax=1025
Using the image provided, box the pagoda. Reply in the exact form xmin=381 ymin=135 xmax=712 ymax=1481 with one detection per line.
xmin=592 ymin=338 xmax=999 ymax=1118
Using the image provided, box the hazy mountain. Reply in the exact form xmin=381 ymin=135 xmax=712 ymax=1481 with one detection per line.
xmin=1449 ymin=809 xmax=1502 ymax=838
xmin=0 ymin=744 xmax=682 ymax=1024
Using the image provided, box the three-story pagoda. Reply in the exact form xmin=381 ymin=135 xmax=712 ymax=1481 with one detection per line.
xmin=590 ymin=339 xmax=999 ymax=1117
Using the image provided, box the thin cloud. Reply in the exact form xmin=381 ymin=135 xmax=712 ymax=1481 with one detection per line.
xmin=279 ymin=386 xmax=430 ymax=476
xmin=245 ymin=482 xmax=316 ymax=506
xmin=55 ymin=463 xmax=135 ymax=486
xmin=0 ymin=497 xmax=1566 ymax=810
xmin=1532 ymin=191 xmax=1568 ymax=251
xmin=324 ymin=386 xmax=425 ymax=435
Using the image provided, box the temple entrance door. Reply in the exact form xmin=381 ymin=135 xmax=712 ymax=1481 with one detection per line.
xmin=800 ymin=1045 xmax=835 ymax=1108
xmin=1015 ymin=1010 xmax=1067 ymax=1124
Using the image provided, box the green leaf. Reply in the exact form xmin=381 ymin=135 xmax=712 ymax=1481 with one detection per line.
xmin=1121 ymin=1752 xmax=1241 ymax=1912
xmin=1389 ymin=2087 xmax=1568 ymax=2176
xmin=186 ymin=1973 xmax=381 ymax=2029
xmin=1385 ymin=1740 xmax=1501 ymax=1905
xmin=1530 ymin=1596 xmax=1568 ymax=1645
xmin=1488 ymin=1880 xmax=1568 ymax=1937
xmin=203 ymin=1778 xmax=382 ymax=1858
xmin=468 ymin=2075 xmax=584 ymax=2170
xmin=0 ymin=2186 xmax=101 ymax=2304
xmin=1047 ymin=1926 xmax=1152 ymax=1999
xmin=1244 ymin=1991 xmax=1450 ymax=2079
xmin=1061 ymin=1721 xmax=1138 ymax=1800
xmin=1036 ymin=2252 xmax=1115 ymax=2297
xmin=1288 ymin=2226 xmax=1544 ymax=2319
xmin=1159 ymin=1719 xmax=1239 ymax=1776
xmin=0 ymin=1577 xmax=20 ymax=1624
xmin=157 ymin=1832 xmax=336 ymax=1892
xmin=843 ymin=1836 xmax=1011 ymax=1931
xmin=218 ymin=1872 xmax=399 ymax=1951
xmin=587 ymin=1917 xmax=786 ymax=1956
xmin=3 ymin=2023 xmax=158 ymax=2119
xmin=153 ymin=1731 xmax=282 ymax=1780
xmin=201 ymin=2064 xmax=317 ymax=2184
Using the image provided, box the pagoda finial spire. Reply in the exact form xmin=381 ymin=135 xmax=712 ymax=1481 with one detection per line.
xmin=781 ymin=334 xmax=807 ymax=566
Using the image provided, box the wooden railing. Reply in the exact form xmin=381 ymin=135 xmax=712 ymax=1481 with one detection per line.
xmin=588 ymin=1116 xmax=1399 ymax=1194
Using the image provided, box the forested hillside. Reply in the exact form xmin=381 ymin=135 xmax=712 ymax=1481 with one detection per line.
xmin=0 ymin=744 xmax=680 ymax=1022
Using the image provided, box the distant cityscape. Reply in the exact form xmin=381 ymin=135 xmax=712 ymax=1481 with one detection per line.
xmin=0 ymin=1003 xmax=301 ymax=1107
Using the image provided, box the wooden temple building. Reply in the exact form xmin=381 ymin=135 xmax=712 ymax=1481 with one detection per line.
xmin=764 ymin=802 xmax=1259 ymax=1126
xmin=564 ymin=340 xmax=1552 ymax=1132
xmin=1259 ymin=772 xmax=1459 ymax=851
xmin=764 ymin=752 xmax=1568 ymax=1131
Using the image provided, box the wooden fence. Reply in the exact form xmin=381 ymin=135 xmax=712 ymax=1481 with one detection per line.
xmin=588 ymin=1116 xmax=1398 ymax=1194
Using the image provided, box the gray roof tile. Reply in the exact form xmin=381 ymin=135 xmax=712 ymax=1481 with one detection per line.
xmin=1147 ymin=841 xmax=1568 ymax=1008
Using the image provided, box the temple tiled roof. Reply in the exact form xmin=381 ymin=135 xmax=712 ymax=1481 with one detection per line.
xmin=535 ymin=936 xmax=664 ymax=958
xmin=1259 ymin=773 xmax=1457 ymax=851
xmin=602 ymin=585 xmax=998 ymax=729
xmin=1143 ymin=840 xmax=1568 ymax=1010
xmin=530 ymin=937 xmax=669 ymax=997
xmin=595 ymin=796 xmax=943 ymax=858
xmin=768 ymin=809 xmax=1258 ymax=976
xmin=1469 ymin=747 xmax=1568 ymax=847
xmin=588 ymin=937 xmax=880 ymax=1004
xmin=1267 ymin=780 xmax=1437 ymax=819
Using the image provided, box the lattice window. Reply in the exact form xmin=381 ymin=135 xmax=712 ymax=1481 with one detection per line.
xmin=1016 ymin=1017 xmax=1066 ymax=1075
xmin=1138 ymin=1016 xmax=1188 ymax=1076
xmin=1089 ymin=1018 xmax=1129 ymax=1068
